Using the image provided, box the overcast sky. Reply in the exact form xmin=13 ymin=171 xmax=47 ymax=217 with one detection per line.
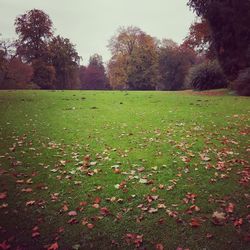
xmin=0 ymin=0 xmax=196 ymax=64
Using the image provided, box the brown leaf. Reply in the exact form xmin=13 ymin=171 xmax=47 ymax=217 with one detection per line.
xmin=212 ymin=211 xmax=226 ymax=225
xmin=0 ymin=241 xmax=11 ymax=250
xmin=206 ymin=233 xmax=214 ymax=239
xmin=68 ymin=211 xmax=77 ymax=216
xmin=21 ymin=188 xmax=33 ymax=193
xmin=234 ymin=218 xmax=243 ymax=227
xmin=79 ymin=201 xmax=88 ymax=207
xmin=225 ymin=202 xmax=235 ymax=213
xmin=67 ymin=218 xmax=78 ymax=224
xmin=0 ymin=192 xmax=7 ymax=200
xmin=47 ymin=242 xmax=59 ymax=250
xmin=148 ymin=207 xmax=158 ymax=213
xmin=125 ymin=233 xmax=143 ymax=247
xmin=94 ymin=197 xmax=101 ymax=204
xmin=100 ymin=207 xmax=110 ymax=216
xmin=189 ymin=218 xmax=201 ymax=227
xmin=26 ymin=200 xmax=36 ymax=206
xmin=87 ymin=223 xmax=94 ymax=229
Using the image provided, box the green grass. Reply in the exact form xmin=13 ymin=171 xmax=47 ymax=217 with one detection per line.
xmin=0 ymin=90 xmax=249 ymax=250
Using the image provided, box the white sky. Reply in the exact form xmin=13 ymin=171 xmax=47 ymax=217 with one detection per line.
xmin=0 ymin=0 xmax=196 ymax=65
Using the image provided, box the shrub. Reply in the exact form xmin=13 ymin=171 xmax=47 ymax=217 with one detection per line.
xmin=187 ymin=60 xmax=227 ymax=90
xmin=233 ymin=67 xmax=250 ymax=96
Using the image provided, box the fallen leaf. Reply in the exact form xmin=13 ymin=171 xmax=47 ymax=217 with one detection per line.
xmin=212 ymin=211 xmax=226 ymax=225
xmin=225 ymin=203 xmax=235 ymax=213
xmin=47 ymin=242 xmax=59 ymax=250
xmin=0 ymin=241 xmax=11 ymax=250
xmin=234 ymin=218 xmax=243 ymax=227
xmin=100 ymin=207 xmax=110 ymax=216
xmin=87 ymin=223 xmax=94 ymax=229
xmin=189 ymin=218 xmax=201 ymax=227
xmin=68 ymin=211 xmax=77 ymax=216
xmin=0 ymin=192 xmax=7 ymax=200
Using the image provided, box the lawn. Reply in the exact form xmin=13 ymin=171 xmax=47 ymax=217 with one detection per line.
xmin=0 ymin=90 xmax=249 ymax=250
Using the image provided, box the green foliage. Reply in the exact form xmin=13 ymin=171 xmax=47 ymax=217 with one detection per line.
xmin=233 ymin=67 xmax=250 ymax=96
xmin=49 ymin=36 xmax=80 ymax=89
xmin=126 ymin=40 xmax=159 ymax=90
xmin=32 ymin=60 xmax=55 ymax=89
xmin=158 ymin=42 xmax=196 ymax=90
xmin=187 ymin=60 xmax=227 ymax=90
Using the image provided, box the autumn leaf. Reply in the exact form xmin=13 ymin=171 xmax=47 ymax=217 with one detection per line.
xmin=148 ymin=207 xmax=158 ymax=213
xmin=0 ymin=192 xmax=7 ymax=200
xmin=26 ymin=200 xmax=36 ymax=206
xmin=87 ymin=223 xmax=94 ymax=229
xmin=94 ymin=197 xmax=101 ymax=204
xmin=189 ymin=218 xmax=202 ymax=227
xmin=100 ymin=207 xmax=110 ymax=216
xmin=21 ymin=188 xmax=33 ymax=193
xmin=0 ymin=241 xmax=11 ymax=250
xmin=32 ymin=231 xmax=40 ymax=238
xmin=125 ymin=233 xmax=143 ymax=247
xmin=79 ymin=201 xmax=88 ymax=207
xmin=47 ymin=242 xmax=59 ymax=250
xmin=206 ymin=233 xmax=213 ymax=239
xmin=200 ymin=153 xmax=211 ymax=161
xmin=225 ymin=203 xmax=235 ymax=213
xmin=68 ymin=211 xmax=77 ymax=216
xmin=234 ymin=218 xmax=243 ymax=227
xmin=67 ymin=218 xmax=78 ymax=224
xmin=212 ymin=211 xmax=226 ymax=225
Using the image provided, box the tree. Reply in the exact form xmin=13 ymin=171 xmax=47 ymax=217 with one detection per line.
xmin=126 ymin=34 xmax=159 ymax=90
xmin=108 ymin=26 xmax=143 ymax=56
xmin=107 ymin=54 xmax=128 ymax=89
xmin=158 ymin=40 xmax=196 ymax=90
xmin=15 ymin=9 xmax=53 ymax=62
xmin=182 ymin=18 xmax=214 ymax=58
xmin=187 ymin=0 xmax=250 ymax=80
xmin=49 ymin=35 xmax=80 ymax=89
xmin=32 ymin=60 xmax=55 ymax=89
xmin=0 ymin=36 xmax=33 ymax=89
xmin=107 ymin=26 xmax=159 ymax=90
xmin=5 ymin=58 xmax=33 ymax=88
xmin=81 ymin=54 xmax=107 ymax=89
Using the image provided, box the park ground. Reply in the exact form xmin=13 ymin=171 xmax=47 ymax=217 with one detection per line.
xmin=0 ymin=90 xmax=249 ymax=250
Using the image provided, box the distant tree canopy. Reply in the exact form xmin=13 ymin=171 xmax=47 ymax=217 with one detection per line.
xmin=80 ymin=54 xmax=107 ymax=90
xmin=107 ymin=27 xmax=197 ymax=91
xmin=188 ymin=0 xmax=250 ymax=81
xmin=158 ymin=39 xmax=196 ymax=90
xmin=15 ymin=9 xmax=53 ymax=63
xmin=49 ymin=35 xmax=80 ymax=89
xmin=107 ymin=26 xmax=159 ymax=90
xmin=8 ymin=9 xmax=81 ymax=89
xmin=1 ymin=4 xmax=249 ymax=94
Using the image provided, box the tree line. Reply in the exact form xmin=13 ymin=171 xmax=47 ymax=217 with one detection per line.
xmin=0 ymin=9 xmax=107 ymax=90
xmin=0 ymin=1 xmax=249 ymax=95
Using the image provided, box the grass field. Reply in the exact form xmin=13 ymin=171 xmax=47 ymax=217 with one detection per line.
xmin=0 ymin=90 xmax=249 ymax=250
